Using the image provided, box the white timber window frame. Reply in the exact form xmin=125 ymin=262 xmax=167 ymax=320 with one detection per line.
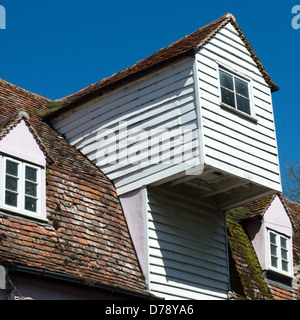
xmin=217 ymin=65 xmax=257 ymax=121
xmin=1 ymin=156 xmax=43 ymax=219
xmin=268 ymin=229 xmax=293 ymax=277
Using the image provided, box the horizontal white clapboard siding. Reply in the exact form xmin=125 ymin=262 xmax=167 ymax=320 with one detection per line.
xmin=147 ymin=186 xmax=229 ymax=300
xmin=196 ymin=22 xmax=281 ymax=191
xmin=52 ymin=20 xmax=281 ymax=195
xmin=53 ymin=57 xmax=200 ymax=195
xmin=54 ymin=60 xmax=195 ymax=133
xmin=149 ymin=281 xmax=225 ymax=300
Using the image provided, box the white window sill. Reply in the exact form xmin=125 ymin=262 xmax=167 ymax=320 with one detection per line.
xmin=220 ymin=103 xmax=258 ymax=123
xmin=267 ymin=267 xmax=294 ymax=279
xmin=0 ymin=206 xmax=48 ymax=223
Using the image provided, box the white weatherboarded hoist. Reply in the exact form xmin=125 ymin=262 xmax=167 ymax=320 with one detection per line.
xmin=48 ymin=13 xmax=282 ymax=300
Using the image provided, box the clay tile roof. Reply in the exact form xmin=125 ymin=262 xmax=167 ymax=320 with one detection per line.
xmin=284 ymin=198 xmax=300 ymax=259
xmin=238 ymin=193 xmax=300 ymax=231
xmin=243 ymin=194 xmax=276 ymax=219
xmin=0 ymin=79 xmax=148 ymax=296
xmin=284 ymin=197 xmax=300 ymax=227
xmin=42 ymin=13 xmax=279 ymax=120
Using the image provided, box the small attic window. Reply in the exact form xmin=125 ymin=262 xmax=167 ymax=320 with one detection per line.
xmin=268 ymin=230 xmax=292 ymax=276
xmin=219 ymin=69 xmax=252 ymax=116
xmin=1 ymin=156 xmax=42 ymax=219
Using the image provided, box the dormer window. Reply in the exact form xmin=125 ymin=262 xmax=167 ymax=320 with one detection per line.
xmin=0 ymin=116 xmax=47 ymax=221
xmin=241 ymin=195 xmax=294 ymax=283
xmin=219 ymin=69 xmax=251 ymax=115
xmin=269 ymin=230 xmax=291 ymax=275
xmin=2 ymin=156 xmax=42 ymax=217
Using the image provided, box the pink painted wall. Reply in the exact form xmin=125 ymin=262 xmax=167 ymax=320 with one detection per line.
xmin=119 ymin=188 xmax=148 ymax=278
xmin=0 ymin=120 xmax=45 ymax=166
xmin=246 ymin=218 xmax=266 ymax=268
xmin=264 ymin=196 xmax=292 ymax=237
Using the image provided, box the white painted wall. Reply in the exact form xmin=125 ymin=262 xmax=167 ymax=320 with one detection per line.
xmin=147 ymin=186 xmax=229 ymax=300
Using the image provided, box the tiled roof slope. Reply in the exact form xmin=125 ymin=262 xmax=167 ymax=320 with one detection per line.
xmin=285 ymin=198 xmax=300 ymax=256
xmin=227 ymin=195 xmax=300 ymax=300
xmin=0 ymin=79 xmax=148 ymax=296
xmin=243 ymin=194 xmax=275 ymax=219
xmin=42 ymin=13 xmax=279 ymax=120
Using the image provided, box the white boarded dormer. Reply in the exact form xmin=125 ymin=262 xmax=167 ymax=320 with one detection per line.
xmin=194 ymin=21 xmax=281 ymax=209
xmin=49 ymin=13 xmax=281 ymax=211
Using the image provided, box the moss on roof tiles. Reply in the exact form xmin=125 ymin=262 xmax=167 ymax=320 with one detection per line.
xmin=227 ymin=213 xmax=273 ymax=300
xmin=35 ymin=101 xmax=64 ymax=117
xmin=228 ymin=206 xmax=251 ymax=221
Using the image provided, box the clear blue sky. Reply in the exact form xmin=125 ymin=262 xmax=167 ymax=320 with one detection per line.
xmin=0 ymin=0 xmax=299 ymax=183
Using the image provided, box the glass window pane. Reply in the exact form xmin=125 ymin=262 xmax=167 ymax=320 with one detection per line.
xmin=281 ymin=249 xmax=288 ymax=261
xmin=270 ymin=233 xmax=277 ymax=244
xmin=271 ymin=256 xmax=278 ymax=268
xmin=25 ymin=196 xmax=37 ymax=212
xmin=282 ymin=261 xmax=288 ymax=272
xmin=25 ymin=166 xmax=37 ymax=182
xmin=25 ymin=181 xmax=37 ymax=197
xmin=220 ymin=70 xmax=234 ymax=90
xmin=236 ymin=95 xmax=251 ymax=114
xmin=235 ymin=78 xmax=249 ymax=97
xmin=5 ymin=191 xmax=17 ymax=207
xmin=6 ymin=176 xmax=18 ymax=191
xmin=6 ymin=161 xmax=18 ymax=176
xmin=280 ymin=237 xmax=287 ymax=249
xmin=221 ymin=87 xmax=235 ymax=107
xmin=270 ymin=244 xmax=277 ymax=256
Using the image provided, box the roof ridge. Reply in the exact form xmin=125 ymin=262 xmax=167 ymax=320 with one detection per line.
xmin=260 ymin=194 xmax=277 ymax=217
